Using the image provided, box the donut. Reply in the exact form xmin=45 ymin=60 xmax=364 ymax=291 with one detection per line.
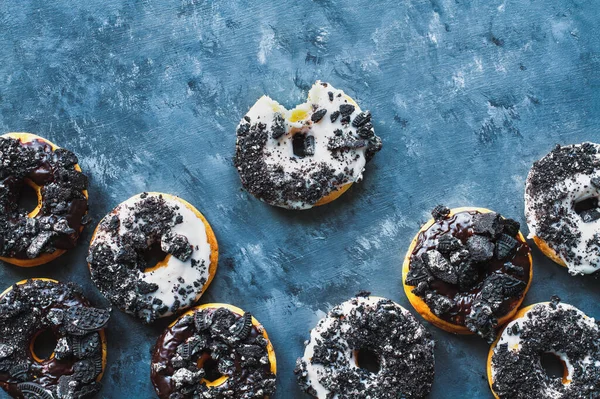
xmin=0 ymin=132 xmax=89 ymax=267
xmin=295 ymin=294 xmax=435 ymax=399
xmin=233 ymin=81 xmax=382 ymax=210
xmin=151 ymin=303 xmax=277 ymax=399
xmin=402 ymin=206 xmax=532 ymax=342
xmin=488 ymin=298 xmax=600 ymax=398
xmin=87 ymin=192 xmax=218 ymax=323
xmin=525 ymin=142 xmax=600 ymax=275
xmin=0 ymin=278 xmax=109 ymax=399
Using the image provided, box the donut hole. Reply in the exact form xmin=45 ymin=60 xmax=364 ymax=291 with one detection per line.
xmin=18 ymin=180 xmax=40 ymax=216
xmin=197 ymin=352 xmax=226 ymax=385
xmin=31 ymin=329 xmax=57 ymax=362
xmin=540 ymin=352 xmax=569 ymax=383
xmin=292 ymin=133 xmax=315 ymax=158
xmin=355 ymin=348 xmax=381 ymax=374
xmin=143 ymin=242 xmax=169 ymax=272
xmin=573 ymin=196 xmax=600 ymax=222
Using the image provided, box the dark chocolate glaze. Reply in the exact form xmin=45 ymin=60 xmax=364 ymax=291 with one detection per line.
xmin=408 ymin=209 xmax=531 ymax=341
xmin=0 ymin=279 xmax=109 ymax=399
xmin=0 ymin=136 xmax=89 ymax=260
xmin=151 ymin=306 xmax=276 ymax=399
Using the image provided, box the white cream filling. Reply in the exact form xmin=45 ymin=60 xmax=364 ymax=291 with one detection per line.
xmin=240 ymin=81 xmax=368 ymax=209
xmin=525 ymin=143 xmax=600 ymax=274
xmin=94 ymin=193 xmax=212 ymax=318
xmin=301 ymin=297 xmax=409 ymax=398
xmin=492 ymin=302 xmax=598 ymax=397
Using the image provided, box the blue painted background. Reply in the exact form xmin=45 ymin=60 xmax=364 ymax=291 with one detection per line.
xmin=0 ymin=0 xmax=599 ymax=397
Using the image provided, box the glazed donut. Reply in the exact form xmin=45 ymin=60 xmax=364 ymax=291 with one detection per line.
xmin=151 ymin=303 xmax=277 ymax=399
xmin=87 ymin=192 xmax=218 ymax=323
xmin=488 ymin=298 xmax=600 ymax=398
xmin=525 ymin=142 xmax=600 ymax=275
xmin=295 ymin=294 xmax=435 ymax=399
xmin=234 ymin=81 xmax=382 ymax=210
xmin=0 ymin=133 xmax=89 ymax=267
xmin=0 ymin=278 xmax=109 ymax=399
xmin=402 ymin=206 xmax=532 ymax=342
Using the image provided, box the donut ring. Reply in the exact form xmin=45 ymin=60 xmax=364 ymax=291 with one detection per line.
xmin=0 ymin=278 xmax=109 ymax=398
xmin=402 ymin=206 xmax=532 ymax=342
xmin=0 ymin=133 xmax=89 ymax=267
xmin=88 ymin=192 xmax=218 ymax=323
xmin=151 ymin=303 xmax=277 ymax=399
xmin=525 ymin=142 xmax=600 ymax=275
xmin=488 ymin=299 xmax=600 ymax=398
xmin=295 ymin=295 xmax=435 ymax=399
xmin=234 ymin=81 xmax=382 ymax=210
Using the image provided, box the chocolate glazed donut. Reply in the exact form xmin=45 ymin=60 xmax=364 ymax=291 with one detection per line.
xmin=151 ymin=304 xmax=277 ymax=399
xmin=0 ymin=279 xmax=110 ymax=399
xmin=0 ymin=133 xmax=89 ymax=267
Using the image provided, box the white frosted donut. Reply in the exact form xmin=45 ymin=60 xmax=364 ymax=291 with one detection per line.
xmin=295 ymin=295 xmax=435 ymax=399
xmin=524 ymin=142 xmax=600 ymax=274
xmin=489 ymin=300 xmax=600 ymax=398
xmin=234 ymin=81 xmax=382 ymax=209
xmin=87 ymin=192 xmax=218 ymax=323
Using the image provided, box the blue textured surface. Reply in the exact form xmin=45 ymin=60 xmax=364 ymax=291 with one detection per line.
xmin=0 ymin=1 xmax=599 ymax=398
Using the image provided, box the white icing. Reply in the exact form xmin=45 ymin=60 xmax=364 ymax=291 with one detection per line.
xmin=492 ymin=302 xmax=598 ymax=397
xmin=93 ymin=193 xmax=213 ymax=318
xmin=240 ymin=81 xmax=369 ymax=210
xmin=301 ymin=297 xmax=410 ymax=399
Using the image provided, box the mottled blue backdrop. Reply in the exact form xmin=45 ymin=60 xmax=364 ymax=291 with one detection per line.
xmin=0 ymin=0 xmax=599 ymax=398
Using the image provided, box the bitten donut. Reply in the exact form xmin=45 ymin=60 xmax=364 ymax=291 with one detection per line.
xmin=295 ymin=294 xmax=435 ymax=399
xmin=234 ymin=81 xmax=382 ymax=210
xmin=488 ymin=298 xmax=600 ymax=398
xmin=87 ymin=192 xmax=218 ymax=323
xmin=0 ymin=133 xmax=89 ymax=267
xmin=525 ymin=142 xmax=600 ymax=275
xmin=402 ymin=206 xmax=532 ymax=342
xmin=0 ymin=279 xmax=109 ymax=399
xmin=151 ymin=303 xmax=277 ymax=399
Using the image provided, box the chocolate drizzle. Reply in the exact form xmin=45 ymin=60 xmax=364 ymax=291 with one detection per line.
xmin=492 ymin=299 xmax=600 ymax=398
xmin=0 ymin=137 xmax=88 ymax=260
xmin=295 ymin=296 xmax=435 ymax=399
xmin=151 ymin=307 xmax=276 ymax=399
xmin=407 ymin=208 xmax=531 ymax=342
xmin=0 ymin=279 xmax=109 ymax=399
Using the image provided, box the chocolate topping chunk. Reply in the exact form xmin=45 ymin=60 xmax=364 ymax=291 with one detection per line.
xmin=0 ymin=137 xmax=88 ymax=259
xmin=310 ymin=109 xmax=327 ymax=123
xmin=339 ymin=104 xmax=355 ymax=116
xmin=431 ymin=205 xmax=451 ymax=221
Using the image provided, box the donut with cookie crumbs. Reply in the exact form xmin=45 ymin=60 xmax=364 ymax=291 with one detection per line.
xmin=0 ymin=279 xmax=109 ymax=399
xmin=151 ymin=303 xmax=276 ymax=399
xmin=488 ymin=297 xmax=600 ymax=399
xmin=0 ymin=133 xmax=89 ymax=267
xmin=525 ymin=142 xmax=600 ymax=275
xmin=402 ymin=206 xmax=532 ymax=342
xmin=295 ymin=293 xmax=435 ymax=398
xmin=234 ymin=81 xmax=382 ymax=210
xmin=87 ymin=192 xmax=218 ymax=323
